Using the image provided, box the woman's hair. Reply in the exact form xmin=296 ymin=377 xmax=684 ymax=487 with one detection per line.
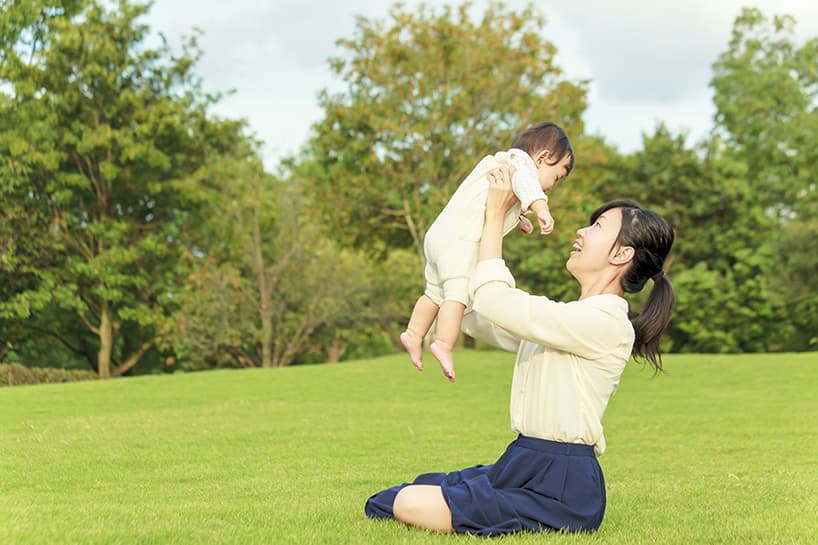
xmin=591 ymin=199 xmax=676 ymax=372
xmin=510 ymin=121 xmax=574 ymax=175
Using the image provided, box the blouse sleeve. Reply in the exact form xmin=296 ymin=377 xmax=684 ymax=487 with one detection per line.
xmin=461 ymin=309 xmax=521 ymax=353
xmin=469 ymin=259 xmax=629 ymax=359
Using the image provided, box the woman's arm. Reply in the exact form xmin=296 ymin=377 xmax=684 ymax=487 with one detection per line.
xmin=454 ymin=166 xmax=524 ymax=353
xmin=471 ymin=281 xmax=630 ymax=359
xmin=471 ymin=168 xmax=630 ymax=359
xmin=478 ymin=167 xmax=518 ymax=262
xmin=460 ymin=309 xmax=521 ymax=353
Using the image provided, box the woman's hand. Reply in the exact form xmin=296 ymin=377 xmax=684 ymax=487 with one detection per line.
xmin=485 ymin=166 xmax=518 ymax=218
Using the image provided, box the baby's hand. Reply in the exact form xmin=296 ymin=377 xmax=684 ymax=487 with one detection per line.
xmin=529 ymin=199 xmax=554 ymax=235
xmin=536 ymin=210 xmax=554 ymax=235
xmin=517 ymin=214 xmax=534 ymax=235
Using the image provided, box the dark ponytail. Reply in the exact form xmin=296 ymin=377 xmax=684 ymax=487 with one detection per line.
xmin=591 ymin=200 xmax=676 ymax=371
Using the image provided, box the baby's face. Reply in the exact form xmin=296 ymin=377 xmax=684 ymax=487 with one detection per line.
xmin=536 ymin=152 xmax=572 ymax=193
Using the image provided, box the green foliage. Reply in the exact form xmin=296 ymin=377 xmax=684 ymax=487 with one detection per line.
xmin=284 ymin=0 xmax=594 ymax=354
xmin=165 ymin=151 xmax=396 ymax=369
xmin=3 ymin=0 xmax=818 ymax=369
xmin=0 ymin=0 xmax=247 ymax=376
xmin=710 ymin=7 xmax=818 ymax=351
xmin=711 ymin=7 xmax=818 ymax=218
xmin=292 ymin=1 xmax=587 ymax=260
xmin=304 ymin=248 xmax=426 ymax=363
xmin=670 ymin=260 xmax=773 ymax=353
xmin=589 ymin=126 xmax=778 ymax=352
xmin=766 ymin=217 xmax=818 ymax=350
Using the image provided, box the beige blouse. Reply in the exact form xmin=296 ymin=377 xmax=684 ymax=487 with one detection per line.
xmin=462 ymin=259 xmax=635 ymax=456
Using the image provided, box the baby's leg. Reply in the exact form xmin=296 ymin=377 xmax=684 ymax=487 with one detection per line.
xmin=401 ymin=295 xmax=439 ymax=371
xmin=430 ymin=300 xmax=466 ymax=383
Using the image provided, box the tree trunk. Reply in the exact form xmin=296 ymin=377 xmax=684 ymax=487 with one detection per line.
xmin=403 ymin=198 xmax=426 ymax=268
xmin=260 ymin=309 xmax=273 ymax=368
xmin=112 ymin=339 xmax=154 ymax=377
xmin=249 ymin=182 xmax=273 ymax=369
xmin=97 ymin=301 xmax=113 ymax=378
xmin=326 ymin=338 xmax=347 ymax=363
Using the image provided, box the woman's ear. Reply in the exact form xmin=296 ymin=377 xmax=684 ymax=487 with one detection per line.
xmin=610 ymin=245 xmax=635 ymax=266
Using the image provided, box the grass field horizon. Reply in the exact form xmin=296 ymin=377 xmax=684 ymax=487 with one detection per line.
xmin=2 ymin=351 xmax=817 ymax=544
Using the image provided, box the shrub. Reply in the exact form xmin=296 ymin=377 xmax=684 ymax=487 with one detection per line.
xmin=0 ymin=363 xmax=98 ymax=387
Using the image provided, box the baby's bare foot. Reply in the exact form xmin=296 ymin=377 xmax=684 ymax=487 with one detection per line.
xmin=400 ymin=330 xmax=424 ymax=371
xmin=430 ymin=340 xmax=455 ymax=383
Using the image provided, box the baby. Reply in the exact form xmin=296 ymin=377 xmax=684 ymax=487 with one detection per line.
xmin=400 ymin=121 xmax=574 ymax=381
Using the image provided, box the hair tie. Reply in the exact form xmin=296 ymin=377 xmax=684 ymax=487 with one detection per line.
xmin=652 ymin=271 xmax=664 ymax=281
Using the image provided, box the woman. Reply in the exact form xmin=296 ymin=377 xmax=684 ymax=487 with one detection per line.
xmin=365 ymin=167 xmax=676 ymax=535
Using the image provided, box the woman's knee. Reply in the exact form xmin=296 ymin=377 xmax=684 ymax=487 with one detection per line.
xmin=393 ymin=485 xmax=453 ymax=533
xmin=391 ymin=488 xmax=411 ymax=521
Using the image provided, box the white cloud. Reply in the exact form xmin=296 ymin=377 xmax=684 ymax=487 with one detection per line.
xmin=143 ymin=0 xmax=818 ymax=164
xmin=541 ymin=1 xmax=718 ymax=102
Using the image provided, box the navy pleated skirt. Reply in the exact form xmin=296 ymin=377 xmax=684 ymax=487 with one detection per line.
xmin=365 ymin=435 xmax=606 ymax=536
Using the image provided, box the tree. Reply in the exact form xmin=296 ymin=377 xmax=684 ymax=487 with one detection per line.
xmin=765 ymin=216 xmax=818 ymax=351
xmin=711 ymin=7 xmax=818 ymax=219
xmin=711 ymin=7 xmax=818 ymax=350
xmin=166 ymin=153 xmax=387 ymax=369
xmin=293 ymin=1 xmax=587 ymax=263
xmin=0 ymin=107 xmax=62 ymax=362
xmin=0 ymin=0 xmax=244 ymax=376
xmin=597 ymin=126 xmax=777 ymax=352
xmin=305 ymin=248 xmax=424 ymax=363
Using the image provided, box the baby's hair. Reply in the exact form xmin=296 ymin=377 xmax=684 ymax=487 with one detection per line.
xmin=510 ymin=121 xmax=574 ymax=175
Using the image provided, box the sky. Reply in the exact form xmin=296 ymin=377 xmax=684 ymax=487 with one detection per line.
xmin=143 ymin=1 xmax=818 ymax=167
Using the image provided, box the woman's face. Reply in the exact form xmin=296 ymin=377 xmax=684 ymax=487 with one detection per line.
xmin=567 ymin=207 xmax=624 ymax=277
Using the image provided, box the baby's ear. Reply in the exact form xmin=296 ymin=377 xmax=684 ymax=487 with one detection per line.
xmin=535 ymin=149 xmax=553 ymax=165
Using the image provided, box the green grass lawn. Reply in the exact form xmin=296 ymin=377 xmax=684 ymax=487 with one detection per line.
xmin=1 ymin=351 xmax=817 ymax=545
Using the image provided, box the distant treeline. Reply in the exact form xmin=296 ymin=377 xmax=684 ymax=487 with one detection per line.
xmin=1 ymin=2 xmax=815 ymax=377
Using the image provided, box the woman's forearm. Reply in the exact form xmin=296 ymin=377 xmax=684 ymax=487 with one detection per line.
xmin=478 ymin=167 xmax=517 ymax=262
xmin=478 ymin=208 xmax=505 ymax=262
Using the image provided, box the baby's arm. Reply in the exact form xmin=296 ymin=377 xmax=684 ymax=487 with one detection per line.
xmin=510 ymin=168 xmax=547 ymax=213
xmin=529 ymin=199 xmax=554 ymax=235
xmin=509 ymin=161 xmax=554 ymax=235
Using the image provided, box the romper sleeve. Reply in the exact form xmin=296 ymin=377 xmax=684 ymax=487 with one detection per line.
xmin=469 ymin=259 xmax=630 ymax=359
xmin=511 ymin=163 xmax=547 ymax=212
